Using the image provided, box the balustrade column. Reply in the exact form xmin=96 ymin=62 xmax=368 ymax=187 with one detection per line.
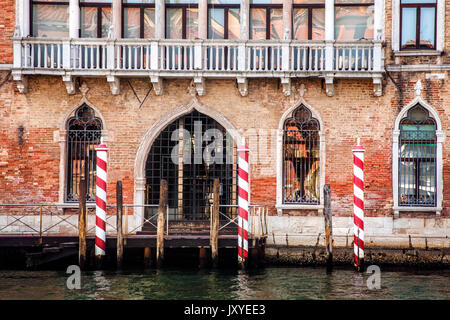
xmin=324 ymin=0 xmax=334 ymax=72
xmin=238 ymin=0 xmax=249 ymax=71
xmin=373 ymin=0 xmax=383 ymax=72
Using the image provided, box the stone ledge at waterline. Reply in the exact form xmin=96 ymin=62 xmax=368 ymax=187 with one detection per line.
xmin=264 ymin=245 xmax=450 ymax=267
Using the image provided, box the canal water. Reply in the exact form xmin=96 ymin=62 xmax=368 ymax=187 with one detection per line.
xmin=0 ymin=267 xmax=449 ymax=300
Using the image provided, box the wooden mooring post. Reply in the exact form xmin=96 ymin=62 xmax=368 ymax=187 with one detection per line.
xmin=156 ymin=179 xmax=168 ymax=268
xmin=116 ymin=181 xmax=124 ymax=269
xmin=324 ymin=184 xmax=333 ymax=273
xmin=210 ymin=178 xmax=220 ymax=268
xmin=78 ymin=178 xmax=87 ymax=270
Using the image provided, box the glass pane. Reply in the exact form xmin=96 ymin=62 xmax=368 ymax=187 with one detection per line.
xmin=400 ymin=143 xmax=436 ymax=158
xmin=81 ymin=7 xmax=98 ymax=38
xmin=32 ymin=4 xmax=69 ymax=37
xmin=166 ymin=8 xmax=183 ymax=38
xmin=144 ymin=8 xmax=155 ymax=38
xmin=401 ymin=7 xmax=417 ymax=48
xmin=124 ymin=7 xmax=140 ymax=38
xmin=208 ymin=8 xmax=225 ymax=39
xmin=335 ymin=5 xmax=374 ymax=40
xmin=101 ymin=7 xmax=112 ymax=38
xmin=123 ymin=0 xmax=155 ymax=3
xmin=208 ymin=0 xmax=240 ymax=3
xmin=250 ymin=8 xmax=267 ymax=40
xmin=401 ymin=0 xmax=436 ymax=3
xmin=293 ymin=8 xmax=308 ymax=40
xmin=166 ymin=0 xmax=198 ymax=3
xmin=250 ymin=0 xmax=283 ymax=3
xmin=294 ymin=0 xmax=324 ymax=3
xmin=80 ymin=0 xmax=111 ymax=2
xmin=335 ymin=0 xmax=373 ymax=3
xmin=228 ymin=8 xmax=240 ymax=39
xmin=186 ymin=8 xmax=199 ymax=39
xmin=420 ymin=7 xmax=435 ymax=48
xmin=33 ymin=0 xmax=68 ymax=2
xmin=419 ymin=162 xmax=435 ymax=204
xmin=270 ymin=8 xmax=283 ymax=40
xmin=399 ymin=160 xmax=416 ymax=204
xmin=312 ymin=8 xmax=325 ymax=40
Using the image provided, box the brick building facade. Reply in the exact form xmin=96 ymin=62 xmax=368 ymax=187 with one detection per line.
xmin=0 ymin=0 xmax=448 ymax=249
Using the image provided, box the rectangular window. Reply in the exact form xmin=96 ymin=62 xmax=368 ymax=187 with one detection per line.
xmin=123 ymin=0 xmax=155 ymax=38
xmin=31 ymin=1 xmax=69 ymax=37
xmin=207 ymin=0 xmax=240 ymax=39
xmin=400 ymin=0 xmax=436 ymax=49
xmin=335 ymin=0 xmax=374 ymax=40
xmin=250 ymin=0 xmax=282 ymax=40
xmin=166 ymin=1 xmax=198 ymax=39
xmin=80 ymin=0 xmax=112 ymax=38
xmin=293 ymin=0 xmax=325 ymax=40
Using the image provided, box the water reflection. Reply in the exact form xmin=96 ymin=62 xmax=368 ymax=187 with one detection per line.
xmin=0 ymin=267 xmax=448 ymax=300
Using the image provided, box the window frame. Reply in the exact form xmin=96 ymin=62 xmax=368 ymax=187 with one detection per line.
xmin=399 ymin=1 xmax=437 ymax=50
xmin=80 ymin=1 xmax=112 ymax=38
xmin=65 ymin=104 xmax=103 ymax=203
xmin=122 ymin=1 xmax=155 ymax=38
xmin=30 ymin=0 xmax=70 ymax=37
xmin=207 ymin=3 xmax=240 ymax=39
xmin=292 ymin=2 xmax=325 ymax=40
xmin=249 ymin=3 xmax=283 ymax=40
xmin=334 ymin=0 xmax=374 ymax=40
xmin=398 ymin=106 xmax=437 ymax=207
xmin=392 ymin=94 xmax=444 ymax=216
xmin=165 ymin=2 xmax=199 ymax=39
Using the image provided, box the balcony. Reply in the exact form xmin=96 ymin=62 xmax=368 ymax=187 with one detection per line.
xmin=12 ymin=37 xmax=384 ymax=97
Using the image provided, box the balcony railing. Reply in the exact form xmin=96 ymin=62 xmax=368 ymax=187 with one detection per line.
xmin=13 ymin=38 xmax=384 ymax=76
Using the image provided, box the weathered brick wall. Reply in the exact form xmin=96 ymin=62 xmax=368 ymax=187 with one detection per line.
xmin=0 ymin=72 xmax=448 ymax=218
xmin=0 ymin=0 xmax=14 ymax=64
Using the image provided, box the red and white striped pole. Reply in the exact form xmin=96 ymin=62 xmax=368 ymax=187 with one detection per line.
xmin=95 ymin=138 xmax=108 ymax=263
xmin=238 ymin=137 xmax=249 ymax=267
xmin=353 ymin=138 xmax=365 ymax=271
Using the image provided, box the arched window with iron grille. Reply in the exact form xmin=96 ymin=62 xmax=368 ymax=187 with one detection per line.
xmin=66 ymin=105 xmax=103 ymax=202
xmin=398 ymin=104 xmax=437 ymax=207
xmin=282 ymin=105 xmax=320 ymax=204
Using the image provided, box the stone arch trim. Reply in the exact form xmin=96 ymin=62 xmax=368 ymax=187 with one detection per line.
xmin=133 ymin=97 xmax=242 ymax=230
xmin=275 ymin=97 xmax=326 ymax=215
xmin=392 ymin=96 xmax=444 ymax=216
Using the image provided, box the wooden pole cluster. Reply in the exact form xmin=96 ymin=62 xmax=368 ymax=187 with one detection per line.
xmin=210 ymin=178 xmax=220 ymax=268
xmin=116 ymin=181 xmax=124 ymax=269
xmin=323 ymin=184 xmax=333 ymax=273
xmin=156 ymin=179 xmax=168 ymax=268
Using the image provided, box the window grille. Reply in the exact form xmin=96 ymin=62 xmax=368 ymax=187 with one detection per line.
xmin=145 ymin=110 xmax=237 ymax=221
xmin=66 ymin=105 xmax=103 ymax=202
xmin=399 ymin=104 xmax=437 ymax=206
xmin=283 ymin=105 xmax=320 ymax=204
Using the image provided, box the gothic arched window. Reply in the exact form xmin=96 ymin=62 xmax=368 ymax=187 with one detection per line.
xmin=66 ymin=105 xmax=103 ymax=202
xmin=283 ymin=105 xmax=320 ymax=204
xmin=398 ymin=104 xmax=437 ymax=206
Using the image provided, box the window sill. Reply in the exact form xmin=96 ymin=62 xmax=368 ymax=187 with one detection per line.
xmin=276 ymin=204 xmax=324 ymax=216
xmin=393 ymin=50 xmax=442 ymax=57
xmin=393 ymin=206 xmax=442 ymax=217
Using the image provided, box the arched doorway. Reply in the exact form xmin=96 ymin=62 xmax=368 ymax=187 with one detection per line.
xmin=144 ymin=110 xmax=238 ymax=222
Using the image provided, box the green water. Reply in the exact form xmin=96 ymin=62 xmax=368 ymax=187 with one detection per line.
xmin=0 ymin=267 xmax=449 ymax=300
